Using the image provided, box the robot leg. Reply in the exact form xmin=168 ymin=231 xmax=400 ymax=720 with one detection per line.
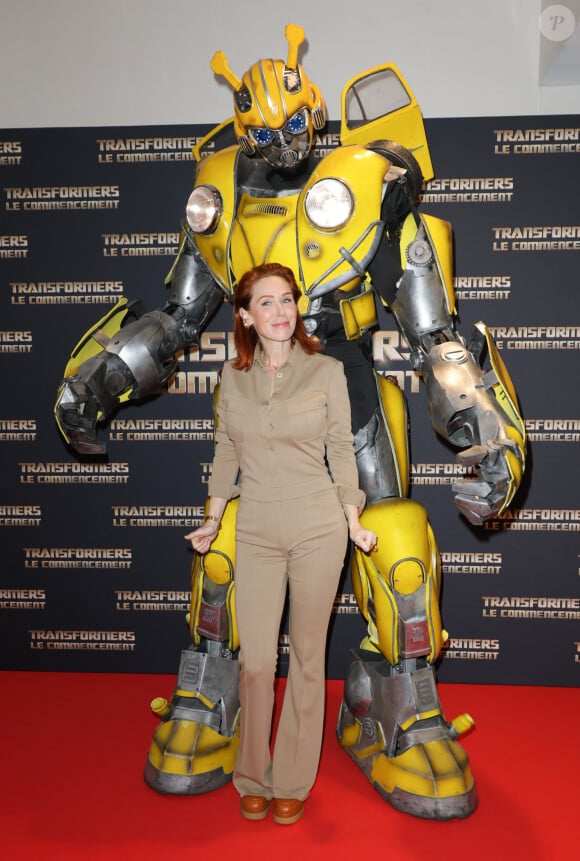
xmin=144 ymin=499 xmax=240 ymax=794
xmin=337 ymin=497 xmax=478 ymax=819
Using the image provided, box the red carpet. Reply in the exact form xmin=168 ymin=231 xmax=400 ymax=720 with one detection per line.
xmin=2 ymin=671 xmax=578 ymax=860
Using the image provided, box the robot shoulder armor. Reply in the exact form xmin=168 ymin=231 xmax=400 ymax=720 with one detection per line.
xmin=314 ymin=144 xmax=390 ymax=193
xmin=194 ymin=145 xmax=240 ymax=201
xmin=188 ymin=146 xmax=241 ymax=295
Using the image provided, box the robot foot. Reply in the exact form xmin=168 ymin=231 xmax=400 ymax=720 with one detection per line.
xmin=337 ymin=650 xmax=478 ymax=820
xmin=372 ymin=745 xmax=477 ymax=820
xmin=338 ymin=704 xmax=478 ymax=819
xmin=144 ymin=715 xmax=239 ymax=795
xmin=144 ymin=648 xmax=240 ymax=795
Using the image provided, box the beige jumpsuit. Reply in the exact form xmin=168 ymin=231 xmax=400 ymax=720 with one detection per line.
xmin=207 ymin=344 xmax=365 ymax=801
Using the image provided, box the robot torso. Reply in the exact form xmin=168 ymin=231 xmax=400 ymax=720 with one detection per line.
xmin=189 ymin=142 xmax=391 ymax=328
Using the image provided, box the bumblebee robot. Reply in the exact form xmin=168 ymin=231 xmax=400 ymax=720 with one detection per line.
xmin=55 ymin=24 xmax=525 ymax=819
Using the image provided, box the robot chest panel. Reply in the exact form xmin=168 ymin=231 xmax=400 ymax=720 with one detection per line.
xmin=229 ymin=191 xmax=302 ymax=284
xmin=194 ymin=145 xmax=387 ymax=297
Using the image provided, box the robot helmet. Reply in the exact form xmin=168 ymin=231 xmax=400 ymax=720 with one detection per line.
xmin=211 ymin=24 xmax=327 ymax=169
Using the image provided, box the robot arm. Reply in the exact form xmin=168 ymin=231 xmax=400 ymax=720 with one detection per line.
xmin=390 ymin=219 xmax=526 ymax=526
xmin=55 ymin=232 xmax=224 ymax=455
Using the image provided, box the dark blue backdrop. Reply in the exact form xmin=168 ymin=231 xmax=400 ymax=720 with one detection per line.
xmin=1 ymin=116 xmax=579 ymax=685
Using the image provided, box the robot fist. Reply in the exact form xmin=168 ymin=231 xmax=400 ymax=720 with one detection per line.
xmin=452 ymin=438 xmax=523 ymax=526
xmin=55 ymin=375 xmax=109 ymax=455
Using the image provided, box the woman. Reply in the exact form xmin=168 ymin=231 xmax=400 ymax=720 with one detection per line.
xmin=185 ymin=263 xmax=377 ymax=825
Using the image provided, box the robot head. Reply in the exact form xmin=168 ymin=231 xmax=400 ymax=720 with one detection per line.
xmin=211 ymin=24 xmax=327 ymax=170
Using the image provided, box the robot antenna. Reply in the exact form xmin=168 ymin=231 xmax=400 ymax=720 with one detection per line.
xmin=285 ymin=23 xmax=305 ymax=69
xmin=210 ymin=50 xmax=242 ymax=92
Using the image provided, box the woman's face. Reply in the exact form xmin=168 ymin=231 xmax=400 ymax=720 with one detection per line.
xmin=241 ymin=275 xmax=298 ymax=348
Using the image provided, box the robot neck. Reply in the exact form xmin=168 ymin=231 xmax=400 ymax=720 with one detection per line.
xmin=266 ymin=156 xmax=313 ymax=191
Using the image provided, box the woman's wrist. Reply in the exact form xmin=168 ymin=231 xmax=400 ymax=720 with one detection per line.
xmin=204 ymin=515 xmax=220 ymax=529
xmin=202 ymin=497 xmax=227 ymax=529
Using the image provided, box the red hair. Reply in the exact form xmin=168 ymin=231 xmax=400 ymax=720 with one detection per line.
xmin=231 ymin=263 xmax=321 ymax=371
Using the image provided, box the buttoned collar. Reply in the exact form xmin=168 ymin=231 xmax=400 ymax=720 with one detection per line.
xmin=253 ymin=341 xmax=306 ymax=373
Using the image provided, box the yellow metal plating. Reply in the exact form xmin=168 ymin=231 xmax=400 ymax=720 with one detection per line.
xmin=189 ymin=139 xmax=393 ymax=308
xmin=211 ymin=24 xmax=324 ymax=146
xmin=188 ymin=498 xmax=239 ymax=653
xmin=297 ymin=146 xmax=388 ymax=293
xmin=351 ymin=498 xmax=443 ymax=664
xmin=340 ymin=63 xmax=434 ymax=182
xmin=339 ymin=280 xmax=377 ymax=339
xmin=147 ymin=716 xmax=240 ymax=780
xmin=191 ymin=147 xmax=239 ymax=294
xmin=399 ymin=212 xmax=456 ymax=314
xmin=375 ymin=373 xmax=409 ymax=497
xmin=369 ymin=737 xmax=475 ymax=802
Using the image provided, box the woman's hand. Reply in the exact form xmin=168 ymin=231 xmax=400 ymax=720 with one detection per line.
xmin=185 ymin=498 xmax=227 ymax=555
xmin=184 ymin=521 xmax=219 ymax=555
xmin=343 ymin=503 xmax=377 ymax=554
xmin=349 ymin=525 xmax=378 ymax=554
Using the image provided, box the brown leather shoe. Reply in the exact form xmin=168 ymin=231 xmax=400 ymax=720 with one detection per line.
xmin=240 ymin=795 xmax=270 ymax=821
xmin=273 ymin=798 xmax=305 ymax=824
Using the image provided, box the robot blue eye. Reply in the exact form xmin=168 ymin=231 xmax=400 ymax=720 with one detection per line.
xmin=251 ymin=128 xmax=274 ymax=147
xmin=286 ymin=112 xmax=307 ymax=134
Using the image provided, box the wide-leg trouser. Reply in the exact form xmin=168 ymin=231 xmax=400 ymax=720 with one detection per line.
xmin=232 ymin=487 xmax=348 ymax=801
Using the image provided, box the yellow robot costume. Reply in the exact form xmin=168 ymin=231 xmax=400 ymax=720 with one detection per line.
xmin=55 ymin=25 xmax=526 ymax=819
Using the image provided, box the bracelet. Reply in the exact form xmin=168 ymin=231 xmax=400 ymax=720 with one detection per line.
xmin=204 ymin=515 xmax=220 ymax=523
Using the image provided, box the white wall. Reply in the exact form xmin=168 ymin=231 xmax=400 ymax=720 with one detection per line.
xmin=1 ymin=0 xmax=579 ymax=128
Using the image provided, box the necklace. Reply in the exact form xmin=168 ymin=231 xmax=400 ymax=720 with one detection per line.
xmin=260 ymin=350 xmax=286 ymax=372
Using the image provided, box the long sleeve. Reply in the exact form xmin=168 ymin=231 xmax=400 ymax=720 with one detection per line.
xmin=206 ymin=363 xmax=241 ymax=501
xmin=325 ymin=361 xmax=366 ymax=512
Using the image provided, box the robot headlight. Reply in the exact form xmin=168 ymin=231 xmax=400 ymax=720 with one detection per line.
xmin=305 ymin=178 xmax=354 ymax=230
xmin=186 ymin=185 xmax=223 ymax=235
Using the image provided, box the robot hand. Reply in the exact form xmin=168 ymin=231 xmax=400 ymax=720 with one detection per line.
xmin=418 ymin=322 xmax=526 ymax=528
xmin=54 ymin=303 xmax=184 ymax=456
xmin=55 ymin=374 xmax=114 ymax=456
xmin=450 ymin=322 xmax=526 ymax=526
xmin=55 ymin=243 xmax=225 ymax=456
xmin=452 ymin=439 xmax=521 ymax=526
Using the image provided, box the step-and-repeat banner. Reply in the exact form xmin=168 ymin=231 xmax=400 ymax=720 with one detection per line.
xmin=1 ymin=117 xmax=579 ymax=686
